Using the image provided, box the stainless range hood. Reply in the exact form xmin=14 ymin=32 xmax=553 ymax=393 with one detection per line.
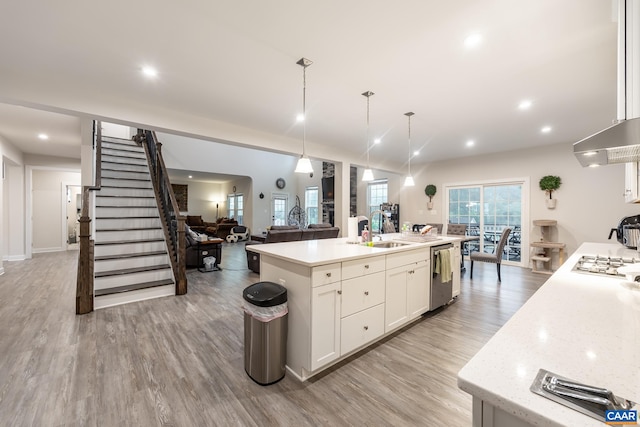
xmin=573 ymin=117 xmax=640 ymax=167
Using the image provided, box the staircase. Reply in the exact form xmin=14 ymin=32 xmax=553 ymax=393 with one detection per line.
xmin=93 ymin=136 xmax=175 ymax=309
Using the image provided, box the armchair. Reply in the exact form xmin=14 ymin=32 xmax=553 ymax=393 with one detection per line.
xmin=186 ymin=215 xmax=215 ymax=233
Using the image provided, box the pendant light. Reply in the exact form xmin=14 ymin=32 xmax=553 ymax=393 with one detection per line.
xmin=294 ymin=57 xmax=314 ymax=174
xmin=361 ymin=91 xmax=375 ymax=182
xmin=403 ymin=112 xmax=416 ymax=187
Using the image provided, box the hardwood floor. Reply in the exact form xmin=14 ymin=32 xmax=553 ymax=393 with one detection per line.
xmin=0 ymin=244 xmax=548 ymax=426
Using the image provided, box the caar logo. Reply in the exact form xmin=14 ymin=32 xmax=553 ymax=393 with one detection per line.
xmin=605 ymin=410 xmax=637 ymax=425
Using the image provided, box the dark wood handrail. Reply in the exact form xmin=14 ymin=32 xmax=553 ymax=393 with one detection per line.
xmin=76 ymin=121 xmax=102 ymax=314
xmin=135 ymin=129 xmax=187 ymax=295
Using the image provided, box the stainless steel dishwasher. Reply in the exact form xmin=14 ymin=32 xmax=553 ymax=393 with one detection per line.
xmin=430 ymin=243 xmax=454 ymax=310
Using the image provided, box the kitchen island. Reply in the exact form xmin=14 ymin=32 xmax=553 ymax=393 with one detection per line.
xmin=247 ymin=235 xmax=462 ymax=381
xmin=458 ymin=242 xmax=640 ymax=427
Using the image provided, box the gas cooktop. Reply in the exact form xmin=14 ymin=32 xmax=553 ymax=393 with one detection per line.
xmin=573 ymin=254 xmax=640 ymax=277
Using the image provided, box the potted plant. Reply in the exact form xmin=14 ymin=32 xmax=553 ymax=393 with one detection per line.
xmin=424 ymin=184 xmax=437 ymax=210
xmin=539 ymin=175 xmax=561 ymax=209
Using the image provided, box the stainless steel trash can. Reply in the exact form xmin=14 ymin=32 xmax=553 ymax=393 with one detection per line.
xmin=243 ymin=282 xmax=288 ymax=385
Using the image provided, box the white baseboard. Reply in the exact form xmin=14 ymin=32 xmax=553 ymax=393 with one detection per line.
xmin=0 ymin=267 xmax=4 ymax=275
xmin=2 ymin=255 xmax=27 ymax=261
xmin=32 ymin=247 xmax=64 ymax=254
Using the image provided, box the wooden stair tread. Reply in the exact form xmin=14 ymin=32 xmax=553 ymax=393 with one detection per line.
xmin=95 ymin=264 xmax=171 ymax=278
xmin=95 ymin=238 xmax=164 ymax=245
xmin=97 ymin=195 xmax=155 ymax=199
xmin=100 ymin=176 xmax=151 ymax=182
xmin=96 ymin=226 xmax=162 ymax=232
xmin=94 ymin=279 xmax=174 ymax=297
xmin=96 ymin=216 xmax=159 ymax=220
xmin=95 ymin=251 xmax=167 ymax=261
xmin=102 ymin=168 xmax=149 ymax=174
xmin=96 ymin=205 xmax=157 ymax=208
xmin=100 ymin=185 xmax=154 ymax=191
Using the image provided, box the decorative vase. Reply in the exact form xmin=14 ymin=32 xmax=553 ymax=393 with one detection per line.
xmin=427 ymin=201 xmax=433 ymax=210
xmin=546 ymin=199 xmax=557 ymax=209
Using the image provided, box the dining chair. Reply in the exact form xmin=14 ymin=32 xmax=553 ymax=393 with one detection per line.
xmin=470 ymin=227 xmax=512 ymax=282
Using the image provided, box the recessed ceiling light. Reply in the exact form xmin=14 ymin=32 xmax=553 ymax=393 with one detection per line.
xmin=464 ymin=33 xmax=483 ymax=48
xmin=374 ymin=138 xmax=381 ymax=144
xmin=142 ymin=66 xmax=158 ymax=78
xmin=296 ymin=114 xmax=305 ymax=122
xmin=188 ymin=175 xmax=193 ymax=179
xmin=38 ymin=133 xmax=49 ymax=140
xmin=466 ymin=140 xmax=475 ymax=147
xmin=518 ymin=100 xmax=532 ymax=110
xmin=413 ymin=150 xmax=420 ymax=156
xmin=541 ymin=126 xmax=552 ymax=133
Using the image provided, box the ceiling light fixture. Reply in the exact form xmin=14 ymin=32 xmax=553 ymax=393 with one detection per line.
xmin=362 ymin=91 xmax=375 ymax=182
xmin=403 ymin=112 xmax=415 ymax=187
xmin=294 ymin=58 xmax=314 ymax=174
xmin=518 ymin=100 xmax=532 ymax=110
xmin=466 ymin=139 xmax=475 ymax=147
xmin=374 ymin=138 xmax=381 ymax=144
xmin=142 ymin=66 xmax=158 ymax=78
xmin=464 ymin=33 xmax=483 ymax=48
xmin=38 ymin=133 xmax=49 ymax=140
xmin=541 ymin=126 xmax=552 ymax=133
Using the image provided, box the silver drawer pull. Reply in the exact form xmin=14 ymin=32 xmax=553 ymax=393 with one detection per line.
xmin=364 ymin=265 xmax=370 ymax=269
xmin=326 ymin=272 xmax=332 ymax=277
xmin=364 ymin=291 xmax=369 ymax=296
xmin=363 ymin=326 xmax=369 ymax=331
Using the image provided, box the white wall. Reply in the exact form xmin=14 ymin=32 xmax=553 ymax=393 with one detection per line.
xmin=405 ymin=142 xmax=640 ymax=258
xmin=1 ymin=136 xmax=25 ymax=270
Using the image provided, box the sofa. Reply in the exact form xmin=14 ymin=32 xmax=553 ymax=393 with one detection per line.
xmin=186 ymin=215 xmax=216 ymax=234
xmin=245 ymin=224 xmax=340 ymax=273
xmin=205 ymin=218 xmax=239 ymax=239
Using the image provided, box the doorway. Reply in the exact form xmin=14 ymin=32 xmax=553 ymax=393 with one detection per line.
xmin=65 ymin=185 xmax=82 ymax=250
xmin=271 ymin=193 xmax=288 ymax=226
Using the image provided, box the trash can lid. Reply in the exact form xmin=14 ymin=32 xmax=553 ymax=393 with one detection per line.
xmin=243 ymin=281 xmax=287 ymax=307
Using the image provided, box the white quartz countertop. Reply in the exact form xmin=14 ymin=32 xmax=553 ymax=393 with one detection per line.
xmin=457 ymin=242 xmax=640 ymax=427
xmin=245 ymin=234 xmax=461 ymax=267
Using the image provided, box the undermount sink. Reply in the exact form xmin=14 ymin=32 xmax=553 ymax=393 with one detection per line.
xmin=366 ymin=241 xmax=411 ymax=248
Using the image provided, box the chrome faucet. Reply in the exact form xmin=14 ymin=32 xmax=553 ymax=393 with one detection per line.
xmin=368 ymin=210 xmax=387 ymax=243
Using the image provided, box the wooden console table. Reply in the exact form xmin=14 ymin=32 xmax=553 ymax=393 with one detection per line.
xmin=530 ymin=220 xmax=565 ymax=275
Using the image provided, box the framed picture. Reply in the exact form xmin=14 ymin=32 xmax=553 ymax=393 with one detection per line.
xmin=171 ymin=184 xmax=188 ymax=211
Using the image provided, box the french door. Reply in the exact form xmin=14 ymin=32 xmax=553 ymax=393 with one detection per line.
xmin=446 ymin=180 xmax=527 ymax=266
xmin=271 ymin=193 xmax=288 ymax=226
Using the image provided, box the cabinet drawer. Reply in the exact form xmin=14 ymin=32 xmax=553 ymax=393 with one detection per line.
xmin=341 ymin=271 xmax=385 ymax=317
xmin=341 ymin=303 xmax=385 ymax=356
xmin=311 ymin=263 xmax=342 ymax=287
xmin=342 ymin=255 xmax=385 ymax=280
xmin=386 ymin=248 xmax=429 ymax=270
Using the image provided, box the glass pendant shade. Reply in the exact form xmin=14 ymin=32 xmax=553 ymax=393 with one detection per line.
xmin=404 ymin=175 xmax=415 ymax=186
xmin=295 ymin=58 xmax=314 ymax=174
xmin=362 ymin=168 xmax=374 ymax=182
xmin=295 ymin=156 xmax=314 ymax=174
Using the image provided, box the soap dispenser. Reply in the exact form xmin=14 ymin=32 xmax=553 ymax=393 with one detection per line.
xmin=361 ymin=225 xmax=369 ymax=243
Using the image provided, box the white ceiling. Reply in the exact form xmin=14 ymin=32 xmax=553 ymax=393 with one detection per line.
xmin=0 ymin=0 xmax=619 ymax=168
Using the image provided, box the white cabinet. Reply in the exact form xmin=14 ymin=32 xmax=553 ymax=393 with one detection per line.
xmin=311 ymin=282 xmax=341 ymax=371
xmin=452 ymin=241 xmax=461 ymax=297
xmin=341 ymin=303 xmax=385 ymax=355
xmin=624 ymin=162 xmax=640 ymax=203
xmin=407 ymin=260 xmax=430 ymax=318
xmin=385 ymin=248 xmax=430 ymax=333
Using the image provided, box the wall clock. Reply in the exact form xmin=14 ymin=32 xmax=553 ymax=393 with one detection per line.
xmin=276 ymin=178 xmax=286 ymax=189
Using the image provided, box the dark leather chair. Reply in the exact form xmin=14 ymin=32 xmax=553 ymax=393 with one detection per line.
xmin=307 ymin=223 xmax=340 ymax=239
xmin=470 ymin=228 xmax=512 ymax=282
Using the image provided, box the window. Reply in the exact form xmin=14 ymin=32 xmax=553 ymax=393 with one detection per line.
xmin=367 ymin=180 xmax=388 ymax=233
xmin=227 ymin=193 xmax=244 ymax=224
xmin=305 ymin=186 xmax=319 ymax=225
xmin=447 ymin=180 xmax=526 ymax=265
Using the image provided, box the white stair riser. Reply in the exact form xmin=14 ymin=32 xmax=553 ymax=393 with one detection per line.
xmin=97 ymin=217 xmax=161 ymax=229
xmin=102 ymin=170 xmax=151 ymax=180
xmin=101 ymin=162 xmax=149 ymax=173
xmin=102 ymin=136 xmax=138 ymax=146
xmin=96 ymin=197 xmax=156 ymax=208
xmin=100 ymin=178 xmax=153 ymax=189
xmin=102 ymin=156 xmax=148 ymax=167
xmin=94 ymin=269 xmax=173 ymax=290
xmin=102 ymin=147 xmax=146 ymax=158
xmin=96 ymin=207 xmax=158 ymax=217
xmin=95 ymin=229 xmax=164 ymax=243
xmin=98 ymin=187 xmax=155 ymax=197
xmin=94 ymin=241 xmax=167 ymax=257
xmin=94 ymin=284 xmax=175 ymax=310
xmin=94 ymin=254 xmax=170 ymax=273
